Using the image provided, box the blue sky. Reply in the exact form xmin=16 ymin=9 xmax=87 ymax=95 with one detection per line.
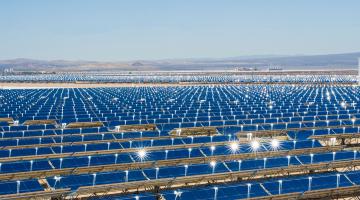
xmin=0 ymin=0 xmax=359 ymax=61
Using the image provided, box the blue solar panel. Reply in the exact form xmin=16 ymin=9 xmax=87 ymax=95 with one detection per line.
xmin=1 ymin=84 xmax=360 ymax=198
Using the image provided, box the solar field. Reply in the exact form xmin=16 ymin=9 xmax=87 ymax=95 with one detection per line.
xmin=1 ymin=73 xmax=360 ymax=199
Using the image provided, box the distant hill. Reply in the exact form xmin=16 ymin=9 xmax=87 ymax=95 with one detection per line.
xmin=0 ymin=52 xmax=359 ymax=72
xmin=233 ymin=52 xmax=360 ymax=70
xmin=154 ymin=52 xmax=360 ymax=70
xmin=0 ymin=59 xmax=154 ymax=72
xmin=131 ymin=61 xmax=144 ymax=67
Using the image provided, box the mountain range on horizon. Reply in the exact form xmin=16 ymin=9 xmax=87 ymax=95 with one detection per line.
xmin=0 ymin=52 xmax=359 ymax=72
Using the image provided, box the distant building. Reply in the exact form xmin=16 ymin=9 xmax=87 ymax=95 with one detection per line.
xmin=1 ymin=67 xmax=14 ymax=75
xmin=234 ymin=67 xmax=258 ymax=71
xmin=268 ymin=66 xmax=283 ymax=71
xmin=4 ymin=68 xmax=14 ymax=73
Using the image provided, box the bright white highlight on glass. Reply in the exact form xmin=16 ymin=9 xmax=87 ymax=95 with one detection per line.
xmin=250 ymin=140 xmax=260 ymax=152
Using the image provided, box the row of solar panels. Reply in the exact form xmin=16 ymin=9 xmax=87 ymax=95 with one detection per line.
xmin=0 ymin=74 xmax=355 ymax=83
xmin=1 ymin=86 xmax=358 ymax=106
xmin=1 ymin=105 xmax=358 ymax=133
xmin=47 ymin=150 xmax=357 ymax=190
xmin=0 ymin=139 xmax=321 ymax=172
xmin=1 ymin=107 xmax=359 ymax=132
xmin=4 ymin=170 xmax=358 ymax=199
xmin=0 ymin=149 xmax=358 ymax=197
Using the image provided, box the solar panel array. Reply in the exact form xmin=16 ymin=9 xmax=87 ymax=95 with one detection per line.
xmin=0 ymin=74 xmax=356 ymax=83
xmin=1 ymin=84 xmax=360 ymax=199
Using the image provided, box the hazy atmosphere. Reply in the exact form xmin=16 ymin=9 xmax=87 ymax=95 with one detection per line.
xmin=1 ymin=0 xmax=360 ymax=61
